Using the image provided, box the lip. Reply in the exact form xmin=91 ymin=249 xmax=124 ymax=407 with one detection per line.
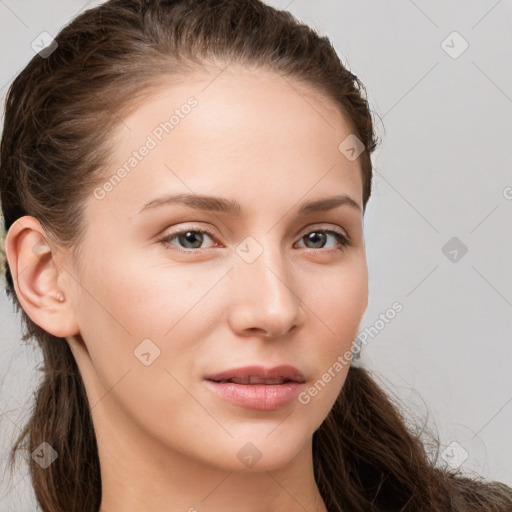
xmin=204 ymin=365 xmax=306 ymax=411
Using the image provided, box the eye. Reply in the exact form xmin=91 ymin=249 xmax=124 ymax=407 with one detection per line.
xmin=158 ymin=225 xmax=351 ymax=253
xmin=159 ymin=226 xmax=218 ymax=252
xmin=296 ymin=229 xmax=350 ymax=253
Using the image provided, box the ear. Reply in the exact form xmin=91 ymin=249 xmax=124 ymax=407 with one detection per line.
xmin=4 ymin=216 xmax=79 ymax=338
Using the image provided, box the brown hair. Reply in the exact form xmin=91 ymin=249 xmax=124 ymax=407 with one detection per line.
xmin=0 ymin=1 xmax=510 ymax=510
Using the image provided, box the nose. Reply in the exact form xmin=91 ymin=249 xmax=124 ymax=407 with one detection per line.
xmin=227 ymin=245 xmax=306 ymax=340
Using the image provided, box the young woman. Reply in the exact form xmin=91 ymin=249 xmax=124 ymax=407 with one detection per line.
xmin=1 ymin=1 xmax=510 ymax=511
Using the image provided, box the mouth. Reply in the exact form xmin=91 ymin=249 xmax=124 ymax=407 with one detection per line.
xmin=204 ymin=364 xmax=306 ymax=384
xmin=211 ymin=376 xmax=297 ymax=384
xmin=204 ymin=365 xmax=306 ymax=411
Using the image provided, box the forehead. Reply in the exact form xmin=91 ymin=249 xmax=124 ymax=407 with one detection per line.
xmin=91 ymin=66 xmax=363 ymax=219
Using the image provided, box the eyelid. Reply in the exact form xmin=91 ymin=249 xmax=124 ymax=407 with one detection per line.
xmin=161 ymin=222 xmax=349 ymax=240
xmin=299 ymin=223 xmax=349 ymax=240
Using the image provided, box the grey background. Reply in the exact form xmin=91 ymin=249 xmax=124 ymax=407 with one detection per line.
xmin=1 ymin=0 xmax=511 ymax=510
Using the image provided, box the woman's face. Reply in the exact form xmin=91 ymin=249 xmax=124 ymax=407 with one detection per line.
xmin=66 ymin=66 xmax=368 ymax=472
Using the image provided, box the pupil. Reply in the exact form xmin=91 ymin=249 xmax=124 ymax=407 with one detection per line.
xmin=180 ymin=231 xmax=203 ymax=248
xmin=307 ymin=232 xmax=325 ymax=248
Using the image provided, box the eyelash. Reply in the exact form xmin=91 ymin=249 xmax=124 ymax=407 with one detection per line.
xmin=157 ymin=225 xmax=351 ymax=255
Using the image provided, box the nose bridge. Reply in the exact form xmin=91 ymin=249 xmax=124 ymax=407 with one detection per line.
xmin=262 ymin=246 xmax=295 ymax=298
xmin=231 ymin=234 xmax=303 ymax=335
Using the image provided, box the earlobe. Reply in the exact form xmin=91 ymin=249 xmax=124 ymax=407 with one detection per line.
xmin=4 ymin=216 xmax=79 ymax=338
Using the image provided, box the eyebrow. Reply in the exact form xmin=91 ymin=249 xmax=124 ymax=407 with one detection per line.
xmin=138 ymin=193 xmax=361 ymax=215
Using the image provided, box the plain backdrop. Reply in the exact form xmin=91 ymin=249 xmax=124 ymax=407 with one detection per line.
xmin=1 ymin=0 xmax=511 ymax=510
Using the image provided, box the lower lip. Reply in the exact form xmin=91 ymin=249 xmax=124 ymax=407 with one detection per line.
xmin=204 ymin=380 xmax=304 ymax=411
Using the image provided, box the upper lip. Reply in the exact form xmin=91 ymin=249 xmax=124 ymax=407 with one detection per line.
xmin=204 ymin=365 xmax=306 ymax=385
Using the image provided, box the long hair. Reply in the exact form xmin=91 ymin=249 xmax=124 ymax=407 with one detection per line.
xmin=1 ymin=1 xmax=510 ymax=510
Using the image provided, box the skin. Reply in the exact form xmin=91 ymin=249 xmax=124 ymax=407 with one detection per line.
xmin=6 ymin=65 xmax=368 ymax=512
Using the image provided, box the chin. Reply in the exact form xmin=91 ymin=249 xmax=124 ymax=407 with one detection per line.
xmin=200 ymin=426 xmax=312 ymax=473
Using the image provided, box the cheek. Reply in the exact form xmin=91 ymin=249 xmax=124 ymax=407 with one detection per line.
xmin=74 ymin=251 xmax=229 ymax=401
xmin=307 ymin=257 xmax=368 ymax=344
xmin=72 ymin=256 xmax=213 ymax=444
xmin=79 ymin=253 xmax=200 ymax=338
xmin=291 ymin=258 xmax=367 ymax=423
